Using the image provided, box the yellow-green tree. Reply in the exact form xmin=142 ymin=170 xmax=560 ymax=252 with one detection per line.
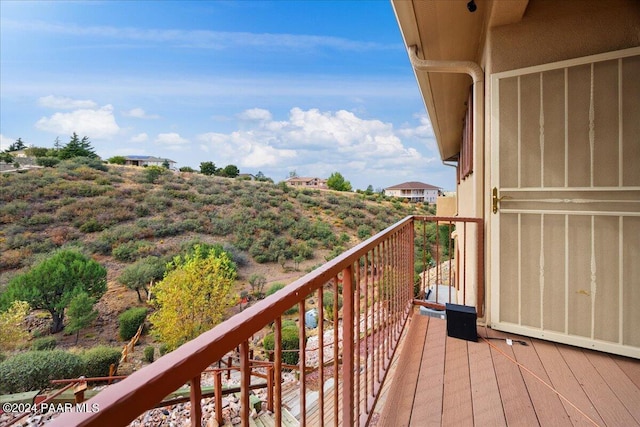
xmin=0 ymin=301 xmax=30 ymax=350
xmin=149 ymin=245 xmax=237 ymax=351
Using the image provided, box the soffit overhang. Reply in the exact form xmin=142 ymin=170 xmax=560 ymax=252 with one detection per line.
xmin=392 ymin=0 xmax=528 ymax=161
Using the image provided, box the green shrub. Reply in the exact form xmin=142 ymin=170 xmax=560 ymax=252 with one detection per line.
xmin=357 ymin=225 xmax=372 ymax=240
xmin=266 ymin=283 xmax=286 ymax=296
xmin=323 ymin=291 xmax=343 ymax=321
xmin=31 ymin=336 xmax=57 ymax=351
xmin=61 ymin=157 xmax=108 ymax=172
xmin=36 ymin=157 xmax=60 ymax=168
xmin=159 ymin=343 xmax=169 ymax=356
xmin=144 ymin=346 xmax=155 ymax=363
xmin=118 ymin=307 xmax=147 ymax=341
xmin=112 ymin=241 xmax=153 ymax=262
xmin=0 ymin=350 xmax=84 ymax=393
xmin=263 ymin=325 xmax=300 ymax=366
xmin=142 ymin=166 xmax=167 ymax=183
xmin=81 ymin=346 xmax=120 ymax=378
xmin=283 ymin=303 xmax=299 ymax=315
xmin=281 ymin=320 xmax=297 ymax=329
xmin=79 ymin=218 xmax=105 ymax=233
xmin=112 ymin=242 xmax=137 ymax=261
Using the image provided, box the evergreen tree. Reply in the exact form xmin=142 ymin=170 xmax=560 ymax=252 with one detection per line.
xmin=7 ymin=138 xmax=26 ymax=152
xmin=0 ymin=250 xmax=107 ymax=333
xmin=64 ymin=292 xmax=98 ymax=344
xmin=59 ymin=133 xmax=98 ymax=159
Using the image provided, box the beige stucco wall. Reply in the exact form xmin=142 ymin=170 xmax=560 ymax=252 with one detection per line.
xmin=436 ymin=195 xmax=457 ymax=217
xmin=489 ymin=0 xmax=640 ymax=74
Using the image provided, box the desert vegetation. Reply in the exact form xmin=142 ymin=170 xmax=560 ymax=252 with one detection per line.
xmin=0 ymin=156 xmax=436 ymax=392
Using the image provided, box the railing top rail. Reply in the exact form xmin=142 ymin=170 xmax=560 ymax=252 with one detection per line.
xmin=49 ymin=215 xmax=416 ymax=426
xmin=413 ymin=215 xmax=483 ymax=224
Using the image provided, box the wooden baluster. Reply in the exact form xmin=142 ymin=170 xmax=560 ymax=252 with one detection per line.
xmin=240 ymin=341 xmax=250 ymax=426
xmin=342 ymin=264 xmax=355 ymax=426
xmin=189 ymin=375 xmax=202 ymax=427
xmin=266 ymin=366 xmax=274 ymax=412
xmin=275 ymin=317 xmax=282 ymax=427
xmin=214 ymin=370 xmax=223 ymax=426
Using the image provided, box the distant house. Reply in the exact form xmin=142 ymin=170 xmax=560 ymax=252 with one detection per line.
xmin=285 ymin=176 xmax=328 ymax=189
xmin=384 ymin=181 xmax=441 ymax=203
xmin=123 ymin=155 xmax=176 ymax=169
xmin=7 ymin=149 xmax=28 ymax=158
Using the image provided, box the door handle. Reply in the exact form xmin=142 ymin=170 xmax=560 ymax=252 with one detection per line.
xmin=492 ymin=187 xmax=510 ymax=214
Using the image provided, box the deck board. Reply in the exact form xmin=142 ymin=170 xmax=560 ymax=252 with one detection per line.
xmin=375 ymin=311 xmax=640 ymax=426
xmin=588 ymin=352 xmax=640 ymax=425
xmin=509 ymin=336 xmax=572 ymax=426
xmin=376 ymin=314 xmax=428 ymax=426
xmin=409 ymin=316 xmax=445 ymax=427
xmin=530 ymin=340 xmax=605 ymax=427
xmin=468 ymin=335 xmax=506 ymax=426
xmin=613 ymin=355 xmax=640 ymax=389
xmin=558 ymin=345 xmax=637 ymax=426
xmin=489 ymin=337 xmax=539 ymax=426
xmin=441 ymin=336 xmax=473 ymax=426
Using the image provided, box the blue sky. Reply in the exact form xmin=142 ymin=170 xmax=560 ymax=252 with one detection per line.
xmin=0 ymin=0 xmax=455 ymax=191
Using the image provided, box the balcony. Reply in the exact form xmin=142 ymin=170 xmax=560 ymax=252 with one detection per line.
xmin=46 ymin=216 xmax=639 ymax=426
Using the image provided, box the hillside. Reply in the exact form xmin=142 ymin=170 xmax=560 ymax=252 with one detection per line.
xmin=0 ymin=158 xmax=432 ymax=355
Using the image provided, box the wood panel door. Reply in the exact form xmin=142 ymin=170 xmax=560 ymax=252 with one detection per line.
xmin=490 ymin=48 xmax=640 ymax=359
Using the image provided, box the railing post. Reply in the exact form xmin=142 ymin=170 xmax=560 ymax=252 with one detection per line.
xmin=274 ymin=317 xmax=283 ymax=427
xmin=318 ymin=289 xmax=325 ymax=425
xmin=341 ymin=264 xmax=355 ymax=425
xmin=214 ymin=370 xmax=223 ymax=426
xmin=298 ymin=301 xmax=307 ymax=426
xmin=476 ymin=219 xmax=485 ymax=318
xmin=266 ymin=365 xmax=274 ymax=412
xmin=189 ymin=375 xmax=202 ymax=427
xmin=240 ymin=341 xmax=250 ymax=426
xmin=74 ymin=380 xmax=87 ymax=404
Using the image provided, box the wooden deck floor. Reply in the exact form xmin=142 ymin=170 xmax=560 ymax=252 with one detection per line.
xmin=377 ymin=312 xmax=640 ymax=427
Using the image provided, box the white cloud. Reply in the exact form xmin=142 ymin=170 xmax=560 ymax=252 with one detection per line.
xmin=38 ymin=95 xmax=97 ymax=110
xmin=130 ymin=133 xmax=148 ymax=143
xmin=6 ymin=20 xmax=398 ymax=52
xmin=198 ymin=130 xmax=296 ymax=168
xmin=154 ymin=133 xmax=189 ymax=150
xmin=196 ymin=107 xmax=432 ymax=176
xmin=399 ymin=113 xmax=433 ymax=138
xmin=238 ymin=108 xmax=272 ymax=122
xmin=35 ymin=105 xmax=120 ymax=139
xmin=0 ymin=134 xmax=15 ymax=151
xmin=123 ymin=108 xmax=160 ymax=119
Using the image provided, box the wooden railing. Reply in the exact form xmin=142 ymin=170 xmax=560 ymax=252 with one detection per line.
xmin=49 ymin=215 xmax=483 ymax=427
